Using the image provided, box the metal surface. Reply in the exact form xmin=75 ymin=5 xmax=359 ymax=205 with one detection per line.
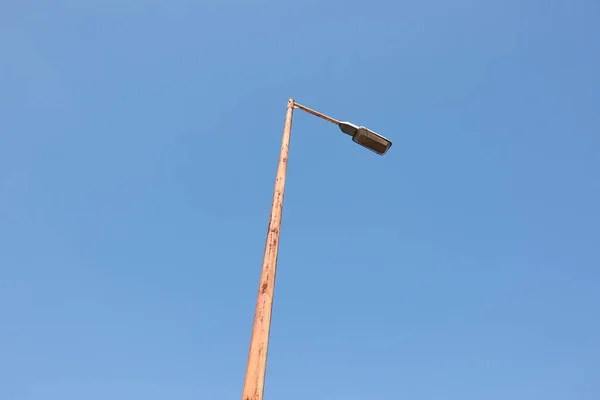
xmin=352 ymin=126 xmax=392 ymax=155
xmin=241 ymin=98 xmax=295 ymax=400
xmin=241 ymin=99 xmax=391 ymax=400
xmin=338 ymin=121 xmax=359 ymax=136
xmin=294 ymin=102 xmax=340 ymax=125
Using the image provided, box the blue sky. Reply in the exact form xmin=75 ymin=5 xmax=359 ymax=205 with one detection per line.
xmin=1 ymin=1 xmax=599 ymax=399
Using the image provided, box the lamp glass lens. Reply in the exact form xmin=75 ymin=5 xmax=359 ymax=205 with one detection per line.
xmin=356 ymin=135 xmax=388 ymax=154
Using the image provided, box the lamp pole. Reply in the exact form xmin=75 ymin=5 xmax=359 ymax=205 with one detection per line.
xmin=241 ymin=98 xmax=294 ymax=400
xmin=241 ymin=98 xmax=392 ymax=400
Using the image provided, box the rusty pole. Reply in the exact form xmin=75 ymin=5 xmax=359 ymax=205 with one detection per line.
xmin=241 ymin=98 xmax=295 ymax=400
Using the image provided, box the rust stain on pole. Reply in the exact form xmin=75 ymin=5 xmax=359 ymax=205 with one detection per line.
xmin=241 ymin=98 xmax=295 ymax=400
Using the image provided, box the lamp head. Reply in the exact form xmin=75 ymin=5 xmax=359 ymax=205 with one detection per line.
xmin=352 ymin=127 xmax=392 ymax=155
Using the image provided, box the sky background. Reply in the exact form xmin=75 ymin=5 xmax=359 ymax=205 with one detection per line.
xmin=1 ymin=1 xmax=599 ymax=399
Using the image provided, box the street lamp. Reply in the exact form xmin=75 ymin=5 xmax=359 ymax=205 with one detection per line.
xmin=241 ymin=98 xmax=391 ymax=400
xmin=295 ymin=103 xmax=392 ymax=155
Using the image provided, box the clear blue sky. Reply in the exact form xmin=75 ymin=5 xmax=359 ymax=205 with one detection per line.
xmin=1 ymin=1 xmax=599 ymax=399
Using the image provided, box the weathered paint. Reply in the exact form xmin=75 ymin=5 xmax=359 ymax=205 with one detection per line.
xmin=241 ymin=98 xmax=295 ymax=400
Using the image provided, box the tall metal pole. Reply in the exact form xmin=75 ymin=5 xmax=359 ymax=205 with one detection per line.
xmin=241 ymin=98 xmax=295 ymax=400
